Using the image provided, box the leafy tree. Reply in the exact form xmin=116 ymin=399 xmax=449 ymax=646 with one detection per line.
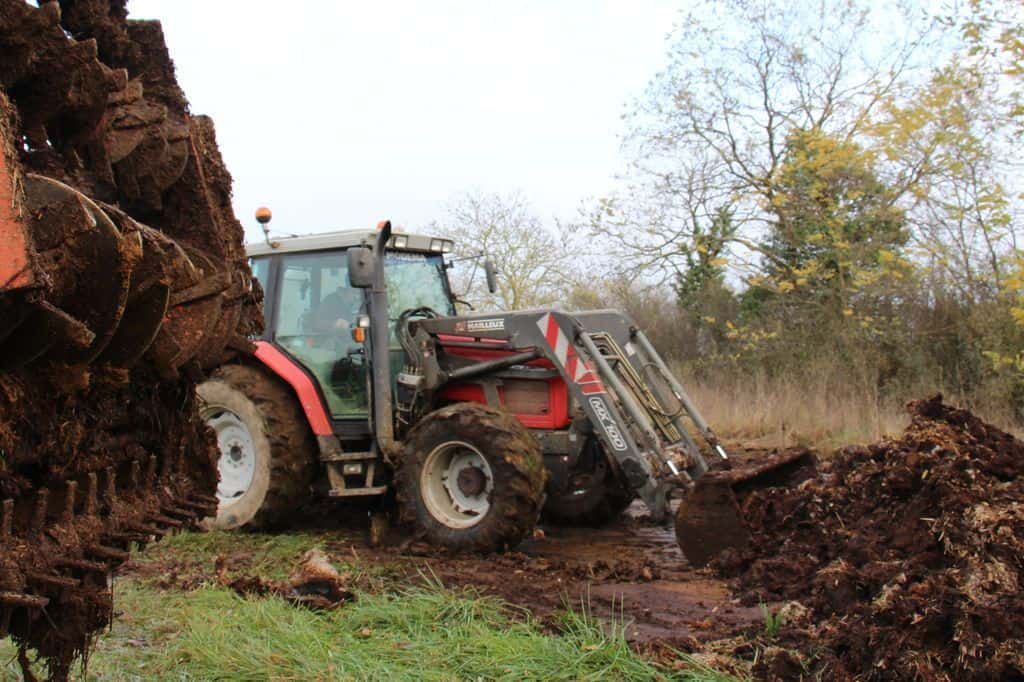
xmin=588 ymin=0 xmax=933 ymax=288
xmin=763 ymin=128 xmax=906 ymax=303
xmin=956 ymin=0 xmax=1024 ymax=132
xmin=676 ymin=205 xmax=733 ymax=311
xmin=872 ymin=62 xmax=1018 ymax=302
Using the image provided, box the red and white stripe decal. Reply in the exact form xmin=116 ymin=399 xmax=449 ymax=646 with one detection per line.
xmin=536 ymin=313 xmax=604 ymax=394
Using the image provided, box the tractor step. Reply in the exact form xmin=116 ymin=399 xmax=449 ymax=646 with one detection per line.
xmin=320 ymin=451 xmax=376 ymax=462
xmin=327 ymin=485 xmax=388 ymax=498
xmin=324 ymin=459 xmax=385 ymax=497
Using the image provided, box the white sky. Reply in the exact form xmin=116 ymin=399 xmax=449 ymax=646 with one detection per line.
xmin=126 ymin=1 xmax=680 ymax=244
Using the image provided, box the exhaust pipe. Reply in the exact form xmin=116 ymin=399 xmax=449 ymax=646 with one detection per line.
xmin=369 ymin=221 xmax=395 ymax=453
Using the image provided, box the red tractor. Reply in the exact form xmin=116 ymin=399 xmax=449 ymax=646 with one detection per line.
xmin=199 ymin=218 xmax=810 ymax=558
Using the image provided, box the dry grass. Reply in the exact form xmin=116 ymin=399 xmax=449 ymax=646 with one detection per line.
xmin=680 ymin=373 xmax=1021 ymax=450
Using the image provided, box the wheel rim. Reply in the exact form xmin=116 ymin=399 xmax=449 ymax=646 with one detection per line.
xmin=420 ymin=440 xmax=494 ymax=529
xmin=203 ymin=407 xmax=257 ymax=506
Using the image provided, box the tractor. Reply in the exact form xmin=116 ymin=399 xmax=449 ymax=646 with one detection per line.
xmin=198 ymin=216 xmax=811 ymax=558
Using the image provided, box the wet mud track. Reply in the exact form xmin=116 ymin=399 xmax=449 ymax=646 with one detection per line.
xmin=325 ymin=503 xmax=762 ymax=650
xmin=117 ymin=447 xmax=787 ymax=669
xmin=115 ymin=401 xmax=1024 ymax=681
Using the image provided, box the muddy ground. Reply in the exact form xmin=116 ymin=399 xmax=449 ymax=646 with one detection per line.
xmin=374 ymin=503 xmax=761 ymax=650
xmin=121 ymin=506 xmax=765 ymax=673
xmin=120 ymin=450 xmax=783 ymax=673
xmin=23 ymin=381 xmax=1020 ymax=679
xmin=119 ymin=400 xmax=1024 ymax=681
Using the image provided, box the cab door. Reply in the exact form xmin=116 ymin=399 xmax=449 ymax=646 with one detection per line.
xmin=271 ymin=250 xmax=369 ymax=418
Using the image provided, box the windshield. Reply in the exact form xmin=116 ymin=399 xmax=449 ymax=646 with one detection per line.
xmin=385 ymin=252 xmax=454 ymax=318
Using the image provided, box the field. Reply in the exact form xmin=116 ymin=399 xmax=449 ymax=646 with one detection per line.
xmin=683 ymin=374 xmax=1023 ymax=450
xmin=2 ymin=520 xmax=745 ymax=681
xmin=7 ymin=395 xmax=1022 ymax=681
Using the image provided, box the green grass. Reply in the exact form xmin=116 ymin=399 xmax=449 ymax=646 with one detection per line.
xmin=758 ymin=603 xmax=786 ymax=640
xmin=1 ymin=581 xmax=734 ymax=681
xmin=1 ymin=531 xmax=745 ymax=681
xmin=135 ymin=530 xmax=333 ymax=581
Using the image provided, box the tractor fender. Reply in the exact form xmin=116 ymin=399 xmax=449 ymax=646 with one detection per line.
xmin=253 ymin=340 xmax=333 ymax=436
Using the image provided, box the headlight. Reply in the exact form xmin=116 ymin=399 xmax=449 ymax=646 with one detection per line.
xmin=429 ymin=239 xmax=444 ymax=252
xmin=392 ymin=235 xmax=408 ymax=249
xmin=441 ymin=240 xmax=454 ymax=253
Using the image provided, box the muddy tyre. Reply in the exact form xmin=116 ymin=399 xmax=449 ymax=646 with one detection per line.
xmin=397 ymin=403 xmax=546 ymax=553
xmin=544 ymin=475 xmax=634 ymax=526
xmin=197 ymin=364 xmax=316 ymax=529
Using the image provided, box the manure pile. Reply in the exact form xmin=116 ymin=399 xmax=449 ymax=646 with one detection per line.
xmin=715 ymin=395 xmax=1023 ymax=680
xmin=0 ymin=1 xmax=259 ymax=678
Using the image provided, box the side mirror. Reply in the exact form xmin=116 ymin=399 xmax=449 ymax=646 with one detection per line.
xmin=347 ymin=247 xmax=375 ymax=288
xmin=484 ymin=258 xmax=498 ymax=294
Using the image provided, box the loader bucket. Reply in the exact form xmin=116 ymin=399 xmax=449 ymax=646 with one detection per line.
xmin=675 ymin=448 xmax=817 ymax=568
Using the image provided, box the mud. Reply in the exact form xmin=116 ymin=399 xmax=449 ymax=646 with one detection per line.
xmin=116 ymin=406 xmax=1023 ymax=681
xmin=715 ymin=395 xmax=1024 ymax=680
xmin=0 ymin=376 xmax=218 ymax=679
xmin=0 ymin=1 xmax=259 ymax=678
xmin=128 ymin=504 xmax=764 ymax=655
xmin=430 ymin=521 xmax=759 ymax=645
xmin=222 ymin=549 xmax=356 ymax=610
xmin=113 ymin=448 xmax=808 ymax=671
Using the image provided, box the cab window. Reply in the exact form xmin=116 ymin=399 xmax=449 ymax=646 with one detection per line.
xmin=249 ymin=257 xmax=270 ymax=293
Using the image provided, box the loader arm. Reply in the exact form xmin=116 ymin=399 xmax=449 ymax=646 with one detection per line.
xmin=409 ymin=309 xmax=724 ymax=520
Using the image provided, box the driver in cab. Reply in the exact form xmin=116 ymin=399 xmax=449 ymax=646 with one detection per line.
xmin=315 ymin=285 xmax=362 ymax=334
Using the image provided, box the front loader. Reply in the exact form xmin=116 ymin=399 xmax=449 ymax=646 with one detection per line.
xmin=200 ymin=218 xmax=813 ymax=563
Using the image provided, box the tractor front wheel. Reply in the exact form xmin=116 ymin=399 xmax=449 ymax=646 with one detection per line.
xmin=544 ymin=474 xmax=635 ymax=527
xmin=397 ymin=403 xmax=546 ymax=553
xmin=543 ymin=439 xmax=635 ymax=526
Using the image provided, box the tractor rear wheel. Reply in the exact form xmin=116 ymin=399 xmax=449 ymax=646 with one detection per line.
xmin=397 ymin=403 xmax=546 ymax=553
xmin=197 ymin=364 xmax=316 ymax=529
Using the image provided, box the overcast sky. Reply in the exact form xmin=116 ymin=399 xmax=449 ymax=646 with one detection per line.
xmin=125 ymin=1 xmax=679 ymax=243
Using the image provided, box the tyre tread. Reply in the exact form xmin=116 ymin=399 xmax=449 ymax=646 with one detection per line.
xmin=396 ymin=402 xmax=546 ymax=552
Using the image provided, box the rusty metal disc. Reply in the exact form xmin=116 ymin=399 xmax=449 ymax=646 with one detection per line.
xmin=23 ymin=175 xmax=131 ymax=365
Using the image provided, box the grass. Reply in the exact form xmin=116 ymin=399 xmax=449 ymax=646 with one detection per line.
xmin=1 ymin=532 xmax=744 ymax=681
xmin=680 ymin=373 xmax=1021 ymax=449
xmin=134 ymin=529 xmax=336 ymax=581
xmin=758 ymin=604 xmax=785 ymax=640
xmin=681 ymin=374 xmax=905 ymax=449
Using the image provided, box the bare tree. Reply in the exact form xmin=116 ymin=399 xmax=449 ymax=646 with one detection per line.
xmin=430 ymin=190 xmax=575 ymax=311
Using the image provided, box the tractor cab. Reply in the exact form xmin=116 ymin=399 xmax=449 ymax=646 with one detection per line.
xmin=245 ymin=227 xmax=458 ymax=430
xmin=246 ymin=228 xmax=457 ymax=427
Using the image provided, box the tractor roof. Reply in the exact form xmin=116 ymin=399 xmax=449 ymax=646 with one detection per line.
xmin=246 ymin=228 xmax=453 ymax=257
